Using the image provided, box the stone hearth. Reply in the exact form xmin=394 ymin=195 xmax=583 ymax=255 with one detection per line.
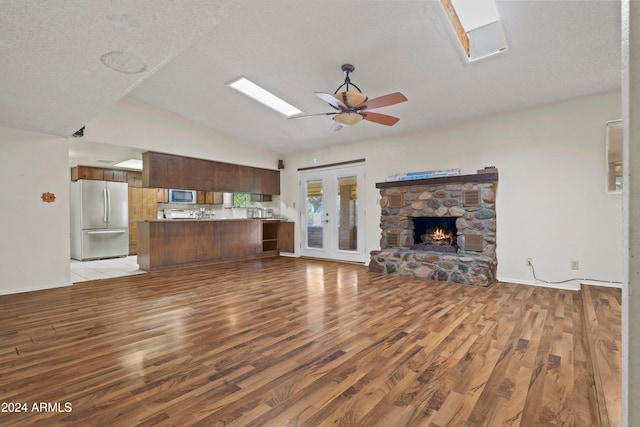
xmin=369 ymin=172 xmax=498 ymax=286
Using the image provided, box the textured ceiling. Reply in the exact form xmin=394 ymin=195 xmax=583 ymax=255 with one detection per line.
xmin=0 ymin=0 xmax=242 ymax=137
xmin=0 ymin=1 xmax=621 ymax=162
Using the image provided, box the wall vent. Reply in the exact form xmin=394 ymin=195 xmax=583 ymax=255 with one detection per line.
xmin=388 ymin=193 xmax=403 ymax=208
xmin=462 ymin=189 xmax=481 ymax=207
xmin=387 ymin=232 xmax=400 ymax=248
xmin=464 ymin=233 xmax=483 ymax=251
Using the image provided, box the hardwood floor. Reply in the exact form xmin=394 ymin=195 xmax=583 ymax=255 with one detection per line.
xmin=580 ymin=284 xmax=622 ymax=427
xmin=0 ymin=257 xmax=620 ymax=426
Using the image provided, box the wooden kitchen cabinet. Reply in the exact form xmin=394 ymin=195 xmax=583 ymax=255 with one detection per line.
xmin=219 ymin=220 xmax=261 ymax=258
xmin=143 ymin=151 xmax=280 ymax=195
xmin=197 ymin=191 xmax=223 ymax=204
xmin=142 ymin=188 xmax=160 ymax=220
xmin=127 ymin=187 xmax=163 ymax=255
xmin=127 ymin=187 xmax=143 ymax=254
xmin=251 ymin=194 xmax=273 ymax=202
xmin=196 ymin=191 xmax=206 ymax=204
xmin=137 ymin=219 xmax=266 ymax=272
xmin=129 ymin=188 xmax=143 ymax=220
xmin=142 ymin=152 xmax=184 ymax=190
xmin=156 ymin=188 xmax=169 ymax=203
xmin=278 ymin=222 xmax=295 ymax=253
xmin=208 ymin=191 xmax=223 ymax=204
xmin=71 ymin=166 xmax=139 ymax=185
xmin=127 ymin=171 xmax=143 ymax=187
xmin=252 ymin=168 xmax=280 ymax=195
xmin=71 ymin=166 xmax=103 ymax=181
xmin=103 ymin=169 xmax=127 ymax=182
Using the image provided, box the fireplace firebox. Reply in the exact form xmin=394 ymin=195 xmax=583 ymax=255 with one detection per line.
xmin=410 ymin=217 xmax=458 ymax=253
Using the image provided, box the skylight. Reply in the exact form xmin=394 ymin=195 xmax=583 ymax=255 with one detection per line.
xmin=441 ymin=0 xmax=508 ymax=62
xmin=114 ymin=159 xmax=143 ymax=170
xmin=227 ymin=77 xmax=302 ymax=117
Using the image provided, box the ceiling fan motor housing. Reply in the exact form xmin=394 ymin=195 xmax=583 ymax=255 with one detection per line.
xmin=334 ymin=91 xmax=367 ymax=109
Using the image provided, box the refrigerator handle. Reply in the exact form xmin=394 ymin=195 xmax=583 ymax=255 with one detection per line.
xmin=106 ymin=188 xmax=111 ymax=223
xmin=103 ymin=188 xmax=108 ymax=223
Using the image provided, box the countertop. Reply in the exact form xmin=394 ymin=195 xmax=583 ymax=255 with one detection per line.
xmin=142 ymin=218 xmax=287 ymax=222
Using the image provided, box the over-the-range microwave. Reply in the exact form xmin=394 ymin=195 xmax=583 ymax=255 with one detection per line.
xmin=169 ymin=189 xmax=197 ymax=204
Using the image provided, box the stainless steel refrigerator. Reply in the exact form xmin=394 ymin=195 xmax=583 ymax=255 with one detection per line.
xmin=70 ymin=180 xmax=129 ymax=261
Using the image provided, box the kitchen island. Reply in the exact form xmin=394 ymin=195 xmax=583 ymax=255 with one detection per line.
xmin=137 ymin=219 xmax=293 ymax=272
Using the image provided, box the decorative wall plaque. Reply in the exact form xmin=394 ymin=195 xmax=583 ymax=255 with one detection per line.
xmin=41 ymin=192 xmax=56 ymax=203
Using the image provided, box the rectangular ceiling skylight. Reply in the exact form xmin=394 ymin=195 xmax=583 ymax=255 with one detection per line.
xmin=441 ymin=0 xmax=508 ymax=62
xmin=227 ymin=77 xmax=302 ymax=117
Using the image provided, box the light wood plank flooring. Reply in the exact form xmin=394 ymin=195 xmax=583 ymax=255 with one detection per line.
xmin=0 ymin=257 xmax=620 ymax=426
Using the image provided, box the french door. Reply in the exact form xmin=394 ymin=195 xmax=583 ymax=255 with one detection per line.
xmin=299 ymin=163 xmax=365 ymax=263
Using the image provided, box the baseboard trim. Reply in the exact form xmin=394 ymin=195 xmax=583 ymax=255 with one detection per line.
xmin=0 ymin=281 xmax=72 ymax=296
xmin=497 ymin=276 xmax=580 ymax=291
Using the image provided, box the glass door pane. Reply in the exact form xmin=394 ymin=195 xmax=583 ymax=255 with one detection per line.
xmin=305 ymin=179 xmax=324 ymax=249
xmin=337 ymin=175 xmax=357 ymax=251
xmin=299 ymin=163 xmax=364 ymax=262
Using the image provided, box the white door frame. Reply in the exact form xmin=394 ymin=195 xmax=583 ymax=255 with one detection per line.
xmin=299 ymin=162 xmax=365 ymax=263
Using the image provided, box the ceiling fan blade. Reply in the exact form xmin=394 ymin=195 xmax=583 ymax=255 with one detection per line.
xmin=315 ymin=92 xmax=346 ymax=110
xmin=287 ymin=112 xmax=337 ymax=120
xmin=362 ymin=111 xmax=400 ymax=126
xmin=358 ymin=92 xmax=407 ymax=110
xmin=329 ymin=122 xmax=343 ymax=132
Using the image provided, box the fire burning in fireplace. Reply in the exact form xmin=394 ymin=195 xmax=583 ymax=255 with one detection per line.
xmin=424 ymin=228 xmax=454 ymax=246
xmin=411 ymin=217 xmax=458 ymax=253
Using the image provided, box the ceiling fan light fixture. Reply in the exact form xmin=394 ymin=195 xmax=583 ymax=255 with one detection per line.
xmin=334 ymin=113 xmax=363 ymax=126
xmin=334 ymin=91 xmax=367 ymax=108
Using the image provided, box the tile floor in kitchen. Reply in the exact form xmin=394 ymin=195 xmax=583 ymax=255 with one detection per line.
xmin=70 ymin=256 xmax=146 ymax=283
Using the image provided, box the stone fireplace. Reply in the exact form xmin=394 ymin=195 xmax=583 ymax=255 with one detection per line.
xmin=369 ymin=172 xmax=498 ymax=286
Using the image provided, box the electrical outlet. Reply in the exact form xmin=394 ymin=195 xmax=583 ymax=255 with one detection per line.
xmin=526 ymin=258 xmax=533 ymax=267
xmin=571 ymin=260 xmax=579 ymax=270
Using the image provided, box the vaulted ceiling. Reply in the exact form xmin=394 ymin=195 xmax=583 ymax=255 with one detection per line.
xmin=1 ymin=1 xmax=621 ymax=160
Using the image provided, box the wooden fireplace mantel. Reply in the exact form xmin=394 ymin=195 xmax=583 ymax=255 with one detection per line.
xmin=375 ymin=172 xmax=498 ymax=189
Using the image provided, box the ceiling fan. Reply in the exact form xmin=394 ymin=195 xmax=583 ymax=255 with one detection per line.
xmin=291 ymin=64 xmax=408 ymax=132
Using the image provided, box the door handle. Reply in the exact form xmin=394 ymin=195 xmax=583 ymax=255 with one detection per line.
xmin=322 ymin=219 xmax=329 ymax=224
xmin=87 ymin=230 xmax=125 ymax=234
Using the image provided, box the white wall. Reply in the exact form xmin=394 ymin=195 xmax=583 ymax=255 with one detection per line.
xmin=281 ymin=91 xmax=622 ymax=289
xmin=0 ymin=127 xmax=71 ymax=294
xmin=83 ymin=97 xmax=280 ymax=169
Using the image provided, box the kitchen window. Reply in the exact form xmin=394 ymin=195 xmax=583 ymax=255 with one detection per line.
xmin=233 ymin=192 xmax=256 ymax=207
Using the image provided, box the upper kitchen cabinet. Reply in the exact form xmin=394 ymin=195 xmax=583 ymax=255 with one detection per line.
xmin=71 ymin=166 xmax=141 ymax=186
xmin=71 ymin=166 xmax=104 ymax=181
xmin=127 ymin=171 xmax=143 ymax=187
xmin=142 ymin=151 xmax=185 ymax=189
xmin=103 ymin=169 xmax=127 ymax=182
xmin=142 ymin=151 xmax=280 ymax=195
xmin=253 ymin=168 xmax=280 ymax=196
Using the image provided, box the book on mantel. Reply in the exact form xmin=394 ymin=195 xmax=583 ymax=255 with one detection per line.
xmin=385 ymin=169 xmax=461 ymax=182
xmin=477 ymin=167 xmax=498 ymax=174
